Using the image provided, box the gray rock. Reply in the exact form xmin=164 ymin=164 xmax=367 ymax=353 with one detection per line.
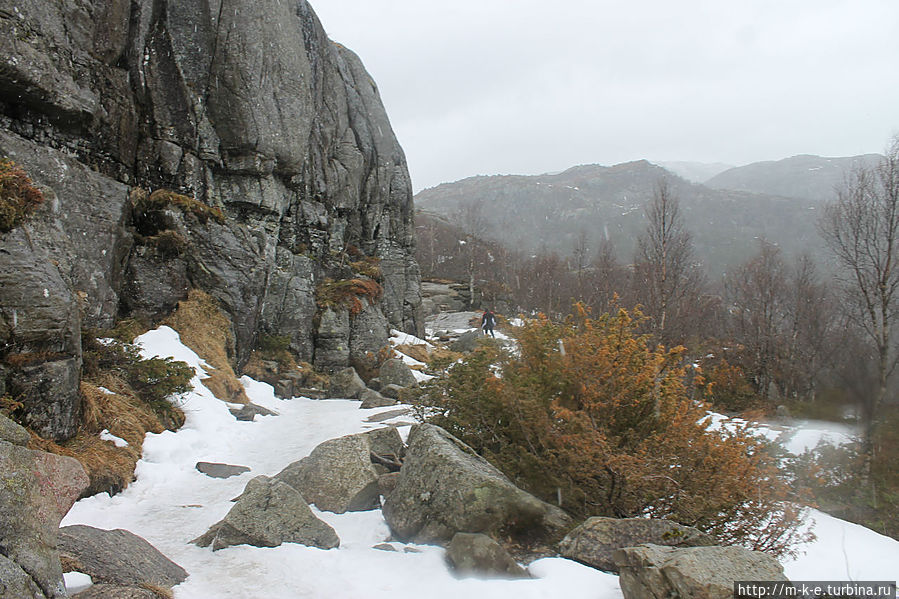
xmin=328 ymin=367 xmax=367 ymax=399
xmin=0 ymin=0 xmax=425 ymax=422
xmin=367 ymin=377 xmax=382 ymax=391
xmin=195 ymin=462 xmax=251 ymax=479
xmin=0 ymin=553 xmax=44 ymax=599
xmin=315 ymin=309 xmax=351 ymax=371
xmin=372 ymin=543 xmax=398 ymax=552
xmin=613 ymin=544 xmax=789 ymax=599
xmin=0 ymin=413 xmax=31 ymax=446
xmin=360 ymin=388 xmax=396 ymax=409
xmin=0 ymin=440 xmax=89 ymax=599
xmin=9 ymin=358 xmax=82 ymax=442
xmin=57 ymin=525 xmax=187 ymax=589
xmin=558 ymin=517 xmax=716 ymax=573
xmin=450 ymin=330 xmax=481 ymax=353
xmin=378 ymin=472 xmax=401 ymax=498
xmin=382 ymin=424 xmax=573 ymax=545
xmin=380 ymin=384 xmax=407 ymax=400
xmin=445 ymin=532 xmax=529 ymax=579
xmin=229 ymin=402 xmax=278 ymax=421
xmin=72 ymin=584 xmax=158 ymax=599
xmin=365 ymin=408 xmax=412 ymax=423
xmin=379 ymin=358 xmax=418 ymax=389
xmin=193 ymin=476 xmax=339 ymax=551
xmin=274 ymin=428 xmax=404 ymax=514
xmin=349 ymin=302 xmax=391 ymax=368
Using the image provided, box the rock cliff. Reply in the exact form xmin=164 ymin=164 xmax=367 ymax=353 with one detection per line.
xmin=0 ymin=0 xmax=422 ymax=440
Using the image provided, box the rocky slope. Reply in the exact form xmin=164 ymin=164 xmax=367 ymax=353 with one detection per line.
xmin=706 ymin=154 xmax=883 ymax=201
xmin=0 ymin=0 xmax=422 ymax=440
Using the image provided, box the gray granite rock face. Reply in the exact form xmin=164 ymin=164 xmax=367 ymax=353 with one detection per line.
xmin=0 ymin=0 xmax=423 ymax=437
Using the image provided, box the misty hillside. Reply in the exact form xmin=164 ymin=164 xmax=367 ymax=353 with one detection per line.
xmin=414 ymin=160 xmax=826 ymax=276
xmin=656 ymin=161 xmax=734 ymax=183
xmin=706 ymin=154 xmax=882 ymax=201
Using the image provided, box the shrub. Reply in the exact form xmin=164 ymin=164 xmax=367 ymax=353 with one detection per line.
xmin=316 ymin=277 xmax=383 ymax=316
xmin=417 ymin=304 xmax=808 ymax=556
xmin=0 ymin=158 xmax=44 ymax=232
xmin=706 ymin=359 xmax=763 ymax=413
xmin=145 ymin=229 xmax=188 ymax=258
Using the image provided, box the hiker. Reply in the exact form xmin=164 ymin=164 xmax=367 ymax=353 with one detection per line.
xmin=480 ymin=308 xmax=496 ymax=338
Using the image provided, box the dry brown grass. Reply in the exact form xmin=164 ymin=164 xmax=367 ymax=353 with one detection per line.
xmin=163 ymin=290 xmax=250 ymax=405
xmin=29 ymin=377 xmax=168 ymax=497
xmin=139 ymin=583 xmax=175 ymax=599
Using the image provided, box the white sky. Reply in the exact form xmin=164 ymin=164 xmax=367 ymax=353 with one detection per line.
xmin=313 ymin=1 xmax=899 ymax=192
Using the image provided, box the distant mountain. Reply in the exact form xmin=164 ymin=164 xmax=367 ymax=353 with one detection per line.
xmin=706 ymin=154 xmax=883 ymax=201
xmin=656 ymin=161 xmax=734 ymax=183
xmin=414 ymin=160 xmax=827 ymax=277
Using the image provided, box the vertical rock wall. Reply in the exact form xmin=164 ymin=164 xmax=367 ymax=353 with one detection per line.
xmin=0 ymin=0 xmax=422 ymax=440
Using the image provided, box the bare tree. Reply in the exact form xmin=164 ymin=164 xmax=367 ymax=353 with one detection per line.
xmin=633 ymin=178 xmax=701 ymax=344
xmin=457 ymin=200 xmax=489 ymax=306
xmin=726 ymin=241 xmax=788 ymax=401
xmin=820 ymin=136 xmax=899 ymax=477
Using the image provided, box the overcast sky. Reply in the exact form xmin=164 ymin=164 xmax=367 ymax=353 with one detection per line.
xmin=313 ymin=1 xmax=899 ymax=192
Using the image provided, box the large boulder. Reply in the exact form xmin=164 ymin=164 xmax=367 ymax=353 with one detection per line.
xmin=72 ymin=584 xmax=158 ymax=599
xmin=274 ymin=428 xmax=404 ymax=513
xmin=0 ymin=413 xmax=31 ymax=446
xmin=558 ymin=517 xmax=716 ymax=573
xmin=379 ymin=358 xmax=418 ymax=389
xmin=382 ymin=424 xmax=573 ymax=545
xmin=0 ymin=440 xmax=89 ymax=598
xmin=359 ymin=388 xmax=396 ymax=409
xmin=445 ymin=532 xmax=529 ymax=579
xmin=449 ymin=330 xmax=481 ymax=353
xmin=328 ymin=367 xmax=367 ymax=399
xmin=613 ymin=544 xmax=789 ymax=599
xmin=193 ymin=476 xmax=339 ymax=551
xmin=57 ymin=525 xmax=188 ymax=589
xmin=0 ymin=553 xmax=44 ymax=599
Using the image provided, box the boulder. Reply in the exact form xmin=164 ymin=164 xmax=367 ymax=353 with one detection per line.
xmin=7 ymin=357 xmax=82 ymax=442
xmin=382 ymin=424 xmax=573 ymax=545
xmin=449 ymin=330 xmax=481 ymax=353
xmin=360 ymin=388 xmax=396 ymax=409
xmin=0 ymin=413 xmax=31 ymax=446
xmin=558 ymin=517 xmax=715 ymax=572
xmin=0 ymin=440 xmax=89 ymax=599
xmin=72 ymin=584 xmax=158 ymax=599
xmin=274 ymin=428 xmax=404 ymax=513
xmin=229 ymin=402 xmax=278 ymax=421
xmin=379 ymin=358 xmax=418 ymax=389
xmin=380 ymin=384 xmax=407 ymax=400
xmin=57 ymin=525 xmax=187 ymax=589
xmin=445 ymin=532 xmax=529 ymax=579
xmin=613 ymin=544 xmax=789 ymax=599
xmin=328 ymin=367 xmax=367 ymax=399
xmin=315 ymin=309 xmax=351 ymax=370
xmin=0 ymin=553 xmax=45 ymax=599
xmin=195 ymin=462 xmax=251 ymax=479
xmin=193 ymin=476 xmax=339 ymax=551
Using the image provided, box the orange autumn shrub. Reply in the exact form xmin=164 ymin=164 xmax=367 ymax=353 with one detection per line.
xmin=418 ymin=304 xmax=808 ymax=556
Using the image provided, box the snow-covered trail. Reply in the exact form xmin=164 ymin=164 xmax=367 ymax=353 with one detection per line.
xmin=61 ymin=327 xmax=899 ymax=598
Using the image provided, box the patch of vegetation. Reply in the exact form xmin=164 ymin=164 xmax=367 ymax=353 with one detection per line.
xmin=415 ymin=305 xmax=809 ymax=557
xmin=163 ymin=290 xmax=249 ymax=404
xmin=0 ymin=158 xmax=44 ymax=233
xmin=345 ymin=245 xmax=382 ymax=280
xmin=144 ymin=229 xmax=188 ymax=258
xmin=316 ymin=277 xmax=383 ymax=317
xmin=82 ymin=328 xmax=190 ymax=427
xmin=704 ymin=359 xmax=764 ymax=413
xmin=3 ymin=351 xmax=67 ymax=368
xmin=133 ymin=188 xmax=225 ymax=225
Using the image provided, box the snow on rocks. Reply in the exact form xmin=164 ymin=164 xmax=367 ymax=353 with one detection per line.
xmin=58 ymin=326 xmax=899 ymax=598
xmin=99 ymin=429 xmax=128 ymax=447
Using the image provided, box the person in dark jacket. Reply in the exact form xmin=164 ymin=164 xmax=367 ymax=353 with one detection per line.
xmin=480 ymin=308 xmax=496 ymax=338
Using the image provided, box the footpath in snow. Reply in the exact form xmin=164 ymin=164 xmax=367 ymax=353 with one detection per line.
xmin=61 ymin=326 xmax=899 ymax=597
